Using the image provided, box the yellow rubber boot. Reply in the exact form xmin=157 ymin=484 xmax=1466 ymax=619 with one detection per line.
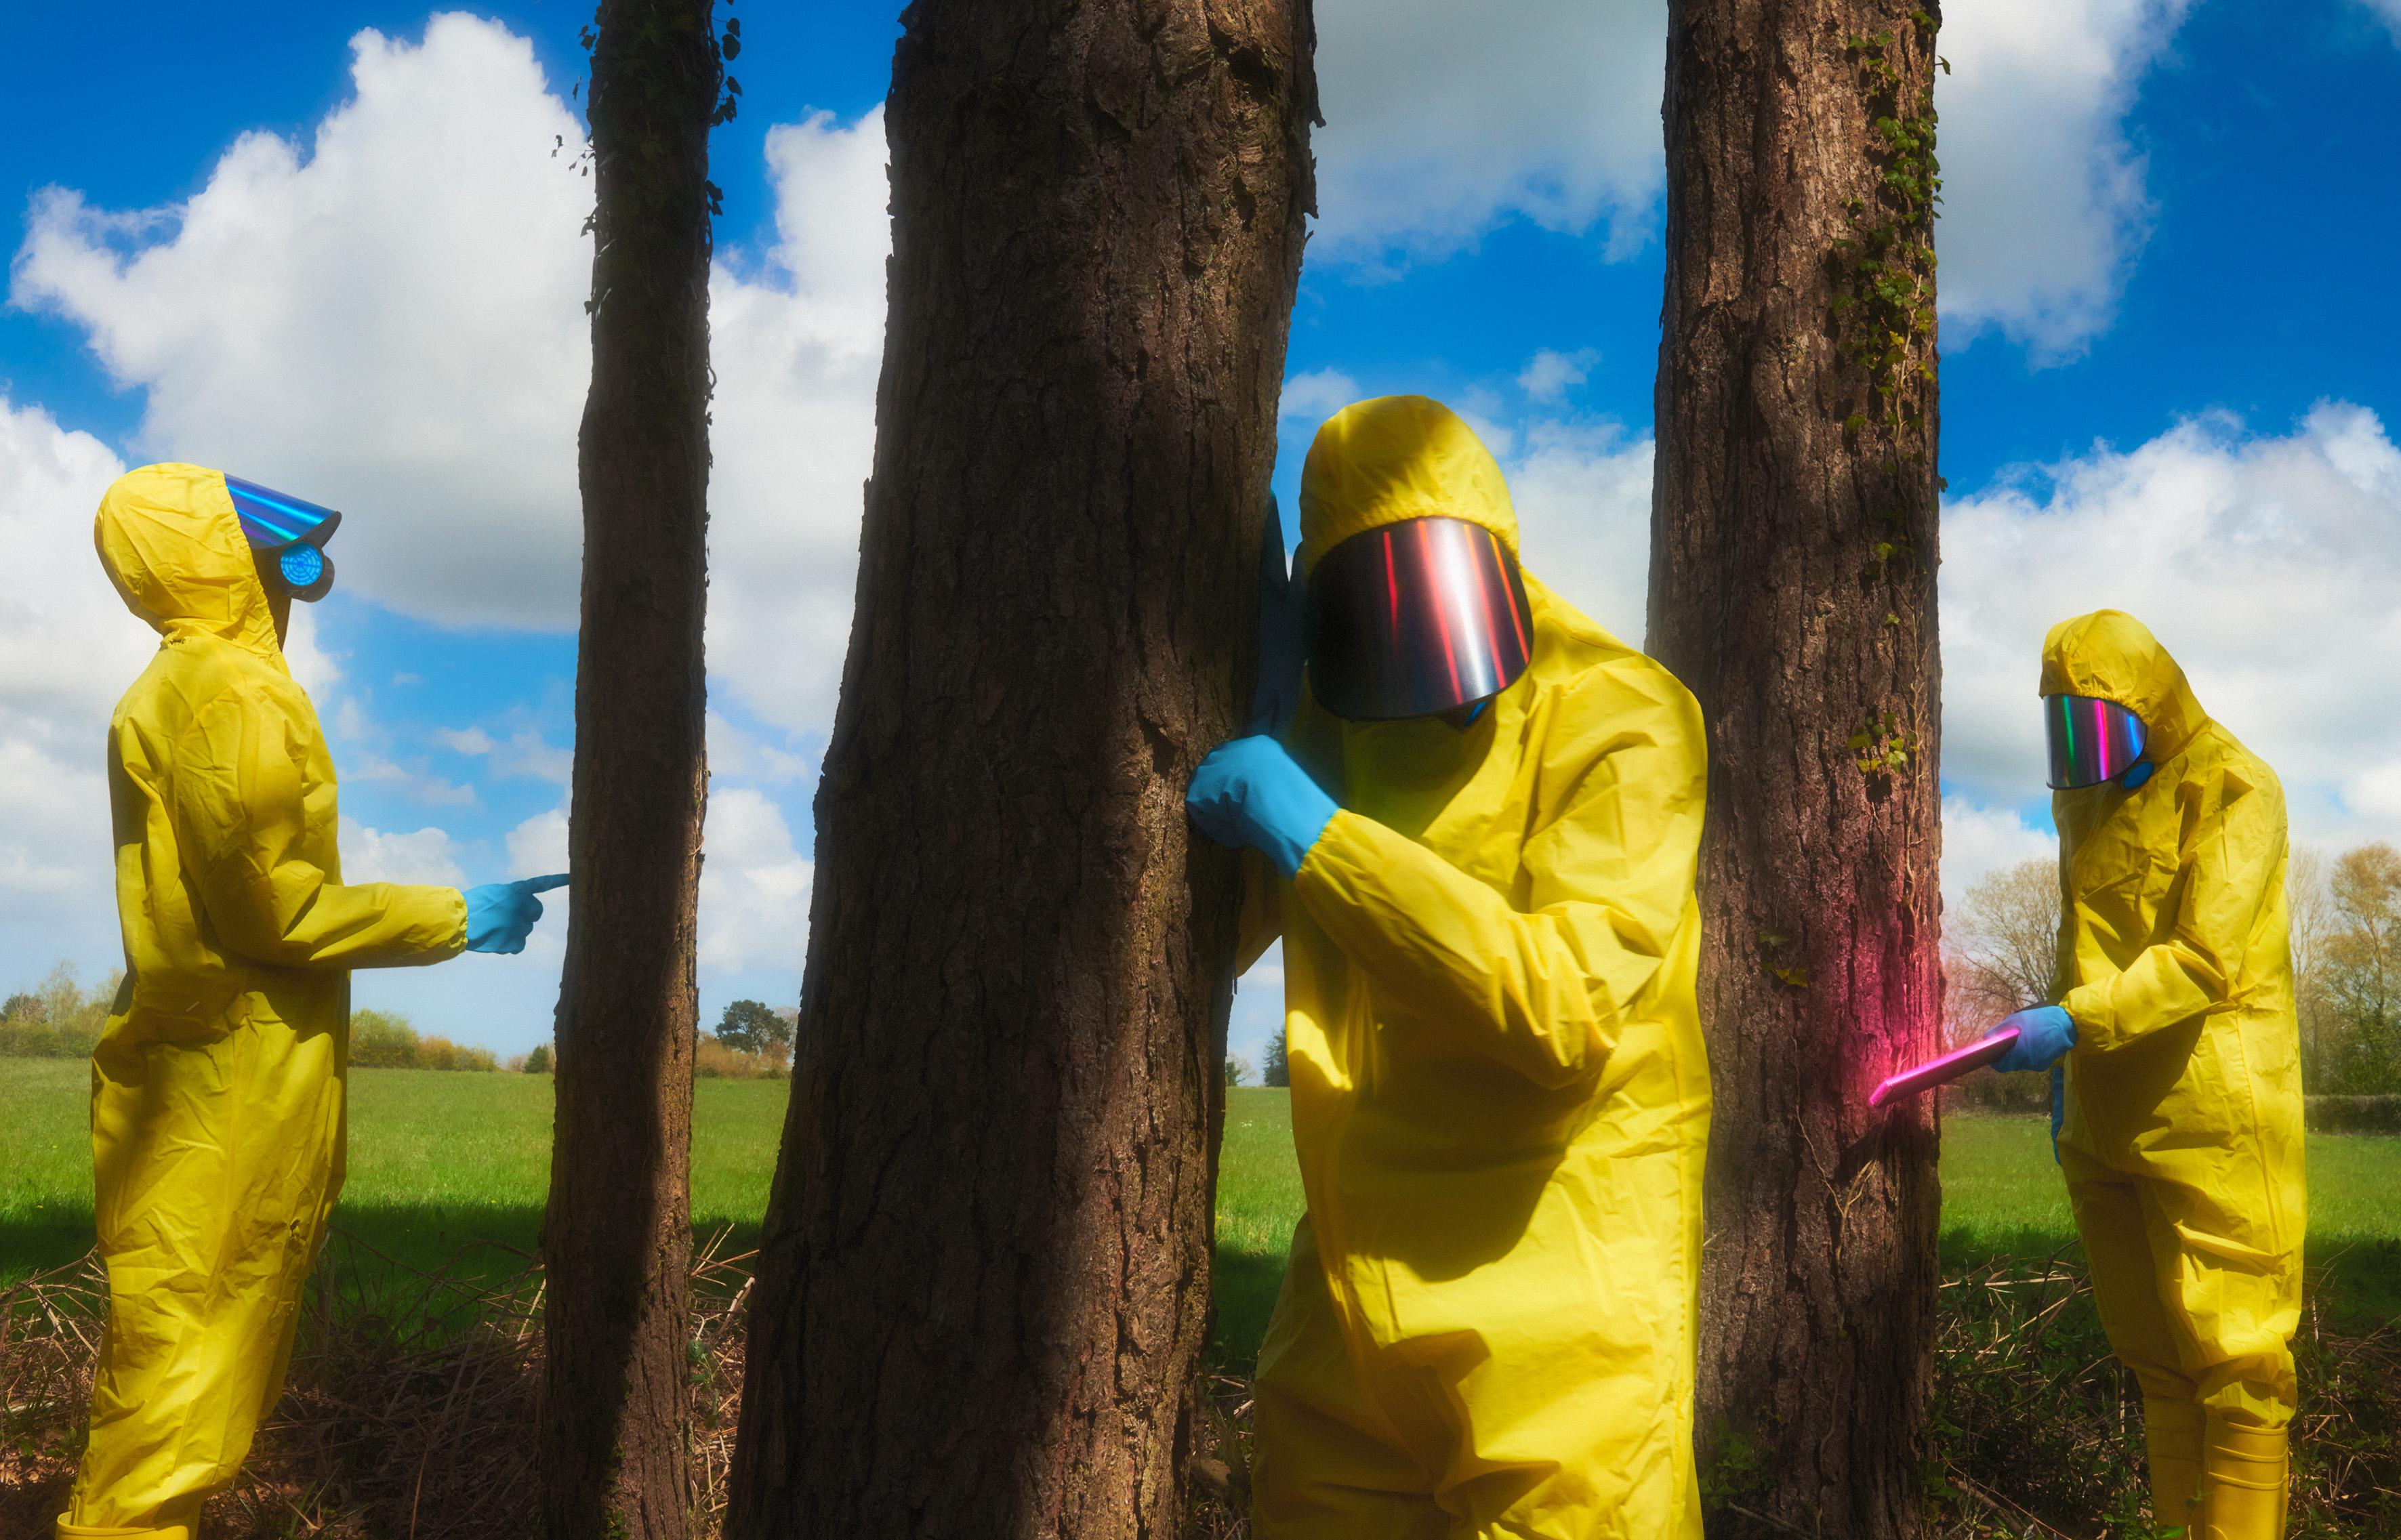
xmin=2145 ymin=1397 xmax=2204 ymax=1533
xmin=2199 ymin=1419 xmax=2289 ymax=1540
xmin=58 ymin=1493 xmax=201 ymax=1539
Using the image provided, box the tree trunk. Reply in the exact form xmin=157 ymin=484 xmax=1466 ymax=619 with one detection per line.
xmin=541 ymin=2 xmax=718 ymax=1534
xmin=724 ymin=3 xmax=1315 ymax=1536
xmin=1649 ymin=3 xmax=1945 ymax=1536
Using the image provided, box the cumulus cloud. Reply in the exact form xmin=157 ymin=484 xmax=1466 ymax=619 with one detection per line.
xmin=339 ymin=818 xmax=467 ymax=886
xmin=1935 ymin=0 xmax=2194 ymax=356
xmin=1280 ymin=367 xmax=1361 ymax=425
xmin=698 ymin=787 xmax=813 ymax=975
xmin=703 ymin=107 xmax=888 ymax=734
xmin=11 ymin=14 xmax=890 ymax=743
xmin=1943 ymin=402 xmax=2401 ymax=844
xmin=1517 ymin=348 xmax=1599 ymax=404
xmin=1940 ymin=797 xmax=2055 ymax=913
xmin=12 ymin=14 xmax=592 ymax=627
xmin=1504 ymin=419 xmax=1654 ymax=642
xmin=0 ymin=398 xmax=142 ymax=978
xmin=1309 ymin=0 xmax=1665 ymax=263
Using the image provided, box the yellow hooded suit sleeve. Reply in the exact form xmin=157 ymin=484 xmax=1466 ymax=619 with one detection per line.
xmin=1290 ymin=667 xmax=1702 ymax=1088
xmin=176 ymin=680 xmax=466 ymax=969
xmin=2058 ymin=763 xmax=2284 ymax=1055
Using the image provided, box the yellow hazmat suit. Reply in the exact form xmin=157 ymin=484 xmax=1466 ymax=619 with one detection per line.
xmin=2045 ymin=610 xmax=2305 ymax=1539
xmin=66 ymin=464 xmax=466 ymax=1538
xmin=1242 ymin=398 xmax=1711 ymax=1539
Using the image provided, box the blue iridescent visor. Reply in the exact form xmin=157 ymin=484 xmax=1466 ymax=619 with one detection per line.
xmin=225 ymin=474 xmax=340 ymax=602
xmin=1306 ymin=517 xmax=1534 ymax=720
xmin=2045 ymin=694 xmax=2147 ymax=789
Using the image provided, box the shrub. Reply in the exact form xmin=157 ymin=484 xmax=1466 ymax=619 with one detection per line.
xmin=0 ymin=963 xmax=116 ymax=1058
xmin=694 ymin=1037 xmax=785 ymax=1079
xmin=2307 ymin=1095 xmax=2401 ymax=1134
xmin=523 ymin=1043 xmax=553 ymax=1074
xmin=350 ymin=1010 xmax=424 ymax=1068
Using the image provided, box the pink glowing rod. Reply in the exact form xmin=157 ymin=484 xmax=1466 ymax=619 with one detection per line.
xmin=1868 ymin=1028 xmax=2021 ymax=1109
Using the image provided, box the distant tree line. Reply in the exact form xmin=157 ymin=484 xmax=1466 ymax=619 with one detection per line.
xmin=0 ymin=963 xmax=118 ymax=1058
xmin=1948 ymin=844 xmax=2401 ymax=1103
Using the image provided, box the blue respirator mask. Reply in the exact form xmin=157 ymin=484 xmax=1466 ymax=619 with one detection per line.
xmin=226 ymin=474 xmax=340 ymax=602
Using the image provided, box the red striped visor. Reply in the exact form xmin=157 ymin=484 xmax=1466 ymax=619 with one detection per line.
xmin=1305 ymin=517 xmax=1534 ymax=720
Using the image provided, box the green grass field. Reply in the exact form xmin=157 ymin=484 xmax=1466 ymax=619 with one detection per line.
xmin=8 ymin=1066 xmax=2400 ymax=1362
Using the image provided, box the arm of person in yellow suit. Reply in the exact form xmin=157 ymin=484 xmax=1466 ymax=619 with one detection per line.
xmin=1290 ymin=667 xmax=1706 ymax=1087
xmin=2058 ymin=765 xmax=2283 ymax=1053
xmin=174 ymin=682 xmax=468 ymax=968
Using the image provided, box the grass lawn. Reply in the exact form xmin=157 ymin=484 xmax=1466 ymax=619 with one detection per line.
xmin=9 ymin=1066 xmax=2400 ymax=1360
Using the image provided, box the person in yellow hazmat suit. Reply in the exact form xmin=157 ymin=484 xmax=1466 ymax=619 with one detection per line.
xmin=63 ymin=463 xmax=565 ymax=1540
xmin=1186 ymin=396 xmax=1710 ymax=1539
xmin=1981 ymin=610 xmax=2303 ymax=1540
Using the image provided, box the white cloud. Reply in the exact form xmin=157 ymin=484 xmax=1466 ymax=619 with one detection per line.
xmin=1504 ymin=419 xmax=1654 ymax=643
xmin=9 ymin=16 xmax=889 ymax=745
xmin=2360 ymin=0 xmax=2401 ymax=43
xmin=698 ymin=787 xmax=813 ymax=974
xmin=1935 ymin=0 xmax=2194 ymax=356
xmin=1309 ymin=0 xmax=1665 ymax=264
xmin=703 ymin=107 xmax=888 ymax=734
xmin=0 ymin=398 xmax=142 ymax=984
xmin=1940 ymin=797 xmax=2055 ymax=913
xmin=338 ymin=818 xmax=467 ymax=886
xmin=1517 ymin=348 xmax=1599 ymax=404
xmin=506 ymin=804 xmax=571 ymax=877
xmin=1943 ymin=402 xmax=2401 ymax=845
xmin=1280 ymin=368 xmax=1361 ymax=425
xmin=12 ymin=14 xmax=592 ymax=627
xmin=435 ymin=726 xmax=495 ymax=755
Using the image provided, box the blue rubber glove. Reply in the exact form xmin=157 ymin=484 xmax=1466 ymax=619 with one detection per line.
xmin=1992 ymin=1005 xmax=2077 ymax=1073
xmin=2049 ymin=1064 xmax=2066 ymax=1165
xmin=1187 ymin=736 xmax=1337 ymax=879
xmin=2120 ymin=760 xmax=2157 ymax=789
xmin=464 ymin=874 xmax=569 ymax=955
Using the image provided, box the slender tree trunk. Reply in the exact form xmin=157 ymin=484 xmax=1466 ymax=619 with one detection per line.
xmin=542 ymin=2 xmax=719 ymax=1534
xmin=725 ymin=3 xmax=1315 ymax=1535
xmin=1649 ymin=3 xmax=1945 ymax=1535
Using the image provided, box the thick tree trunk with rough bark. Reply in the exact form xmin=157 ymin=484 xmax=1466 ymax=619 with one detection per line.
xmin=1649 ymin=3 xmax=1945 ymax=1536
xmin=541 ymin=1 xmax=718 ymax=1535
xmin=724 ymin=3 xmax=1315 ymax=1537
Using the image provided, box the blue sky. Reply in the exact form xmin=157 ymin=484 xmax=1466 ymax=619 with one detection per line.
xmin=4 ymin=1 xmax=2400 ymax=1066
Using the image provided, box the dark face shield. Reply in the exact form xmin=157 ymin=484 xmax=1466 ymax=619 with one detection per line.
xmin=1305 ymin=516 xmax=1534 ymax=721
xmin=2045 ymin=693 xmax=2148 ymax=789
xmin=226 ymin=474 xmax=341 ymax=602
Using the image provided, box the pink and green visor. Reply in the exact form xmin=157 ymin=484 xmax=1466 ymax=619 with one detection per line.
xmin=2044 ymin=693 xmax=2147 ymax=789
xmin=226 ymin=474 xmax=340 ymax=602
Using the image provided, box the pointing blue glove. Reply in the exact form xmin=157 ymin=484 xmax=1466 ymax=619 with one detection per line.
xmin=1992 ymin=1005 xmax=2076 ymax=1073
xmin=464 ymin=874 xmax=569 ymax=955
xmin=1187 ymin=736 xmax=1337 ymax=879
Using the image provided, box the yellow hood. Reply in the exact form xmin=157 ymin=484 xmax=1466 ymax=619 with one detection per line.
xmin=2039 ymin=609 xmax=2208 ymax=760
xmin=95 ymin=463 xmax=282 ymax=661
xmin=1296 ymin=396 xmax=1517 ymax=572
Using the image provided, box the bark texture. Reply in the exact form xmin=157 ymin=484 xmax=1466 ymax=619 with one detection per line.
xmin=1649 ymin=3 xmax=1946 ymax=1536
xmin=723 ymin=3 xmax=1315 ymax=1536
xmin=541 ymin=1 xmax=718 ymax=1534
